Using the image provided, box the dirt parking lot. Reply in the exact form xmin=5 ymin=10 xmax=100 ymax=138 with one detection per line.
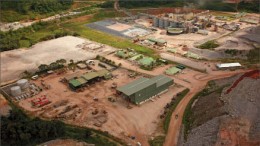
xmin=17 ymin=67 xmax=185 ymax=145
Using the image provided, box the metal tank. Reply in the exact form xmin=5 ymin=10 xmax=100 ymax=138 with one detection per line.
xmin=169 ymin=21 xmax=174 ymax=27
xmin=159 ymin=18 xmax=164 ymax=28
xmin=11 ymin=86 xmax=22 ymax=97
xmin=17 ymin=79 xmax=29 ymax=90
xmin=153 ymin=17 xmax=159 ymax=27
xmin=164 ymin=19 xmax=170 ymax=28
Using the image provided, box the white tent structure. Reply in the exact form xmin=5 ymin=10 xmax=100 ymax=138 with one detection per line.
xmin=216 ymin=63 xmax=241 ymax=69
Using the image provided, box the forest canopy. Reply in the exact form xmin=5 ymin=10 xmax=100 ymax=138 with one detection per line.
xmin=0 ymin=0 xmax=73 ymax=14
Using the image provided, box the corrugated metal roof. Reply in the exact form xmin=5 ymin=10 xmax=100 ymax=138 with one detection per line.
xmin=117 ymin=77 xmax=151 ymax=96
xmin=116 ymin=50 xmax=128 ymax=57
xmin=148 ymin=38 xmax=166 ymax=44
xmin=97 ymin=69 xmax=109 ymax=77
xmin=117 ymin=75 xmax=173 ymax=96
xmin=65 ymin=72 xmax=82 ymax=81
xmin=77 ymin=77 xmax=87 ymax=84
xmin=69 ymin=79 xmax=82 ymax=87
xmin=165 ymin=67 xmax=181 ymax=75
xmin=150 ymin=75 xmax=173 ymax=87
xmin=217 ymin=63 xmax=241 ymax=68
xmin=138 ymin=57 xmax=154 ymax=66
xmin=82 ymin=72 xmax=99 ymax=80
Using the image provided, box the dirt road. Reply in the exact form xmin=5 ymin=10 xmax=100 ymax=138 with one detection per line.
xmin=163 ymin=70 xmax=249 ymax=146
xmin=106 ymin=54 xmax=249 ymax=146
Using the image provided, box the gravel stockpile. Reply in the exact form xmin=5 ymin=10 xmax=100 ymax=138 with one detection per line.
xmin=184 ymin=116 xmax=225 ymax=146
xmin=181 ymin=75 xmax=260 ymax=146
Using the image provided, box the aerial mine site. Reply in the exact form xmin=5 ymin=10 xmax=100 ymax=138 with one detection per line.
xmin=0 ymin=0 xmax=259 ymax=146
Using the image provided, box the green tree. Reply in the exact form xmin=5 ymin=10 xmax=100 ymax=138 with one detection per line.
xmin=38 ymin=64 xmax=49 ymax=72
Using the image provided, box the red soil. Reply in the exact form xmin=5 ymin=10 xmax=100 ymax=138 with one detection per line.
xmin=226 ymin=70 xmax=260 ymax=94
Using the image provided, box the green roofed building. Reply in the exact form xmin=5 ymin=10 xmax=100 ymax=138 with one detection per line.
xmin=167 ymin=48 xmax=178 ymax=54
xmin=68 ymin=69 xmax=110 ymax=90
xmin=116 ymin=50 xmax=128 ymax=58
xmin=185 ymin=52 xmax=201 ymax=59
xmin=148 ymin=38 xmax=167 ymax=46
xmin=117 ymin=75 xmax=173 ymax=104
xmin=165 ymin=67 xmax=182 ymax=75
xmin=82 ymin=72 xmax=99 ymax=81
xmin=138 ymin=57 xmax=155 ymax=67
xmin=69 ymin=79 xmax=82 ymax=90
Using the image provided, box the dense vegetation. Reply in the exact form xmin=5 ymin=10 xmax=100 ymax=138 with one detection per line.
xmin=0 ymin=0 xmax=73 ymax=22
xmin=198 ymin=40 xmax=219 ymax=50
xmin=1 ymin=98 xmax=124 ymax=146
xmin=100 ymin=0 xmax=259 ymax=13
xmin=0 ymin=21 xmax=78 ymax=52
xmin=247 ymin=48 xmax=260 ymax=64
xmin=200 ymin=0 xmax=259 ymax=12
xmin=0 ymin=0 xmax=73 ymax=14
xmin=100 ymin=0 xmax=186 ymax=9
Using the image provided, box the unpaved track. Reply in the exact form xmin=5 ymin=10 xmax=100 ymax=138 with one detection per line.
xmin=163 ymin=70 xmax=250 ymax=146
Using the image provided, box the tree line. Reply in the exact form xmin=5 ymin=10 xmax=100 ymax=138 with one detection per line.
xmin=100 ymin=0 xmax=259 ymax=13
xmin=0 ymin=21 xmax=79 ymax=52
xmin=1 ymin=108 xmax=66 ymax=146
xmin=1 ymin=102 xmax=123 ymax=146
xmin=0 ymin=0 xmax=73 ymax=14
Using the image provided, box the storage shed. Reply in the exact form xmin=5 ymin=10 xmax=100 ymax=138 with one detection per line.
xmin=68 ymin=69 xmax=110 ymax=90
xmin=216 ymin=63 xmax=241 ymax=69
xmin=147 ymin=38 xmax=167 ymax=46
xmin=117 ymin=75 xmax=173 ymax=104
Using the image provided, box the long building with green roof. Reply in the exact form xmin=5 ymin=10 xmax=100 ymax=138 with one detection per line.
xmin=68 ymin=69 xmax=110 ymax=90
xmin=117 ymin=75 xmax=173 ymax=104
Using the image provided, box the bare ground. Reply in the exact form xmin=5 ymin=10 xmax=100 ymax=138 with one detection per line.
xmin=17 ymin=67 xmax=185 ymax=145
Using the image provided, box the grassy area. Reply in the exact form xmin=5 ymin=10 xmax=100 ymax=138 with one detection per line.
xmin=1 ymin=9 xmax=156 ymax=59
xmin=198 ymin=40 xmax=220 ymax=50
xmin=163 ymin=89 xmax=190 ymax=133
xmin=149 ymin=136 xmax=166 ymax=146
xmin=61 ymin=14 xmax=156 ymax=58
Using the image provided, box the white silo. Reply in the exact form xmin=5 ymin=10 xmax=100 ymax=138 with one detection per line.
xmin=17 ymin=79 xmax=29 ymax=90
xmin=11 ymin=86 xmax=22 ymax=97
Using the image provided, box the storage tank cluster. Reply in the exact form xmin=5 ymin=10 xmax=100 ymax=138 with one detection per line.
xmin=17 ymin=79 xmax=29 ymax=90
xmin=10 ymin=79 xmax=29 ymax=97
xmin=152 ymin=17 xmax=179 ymax=29
xmin=11 ymin=86 xmax=22 ymax=97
